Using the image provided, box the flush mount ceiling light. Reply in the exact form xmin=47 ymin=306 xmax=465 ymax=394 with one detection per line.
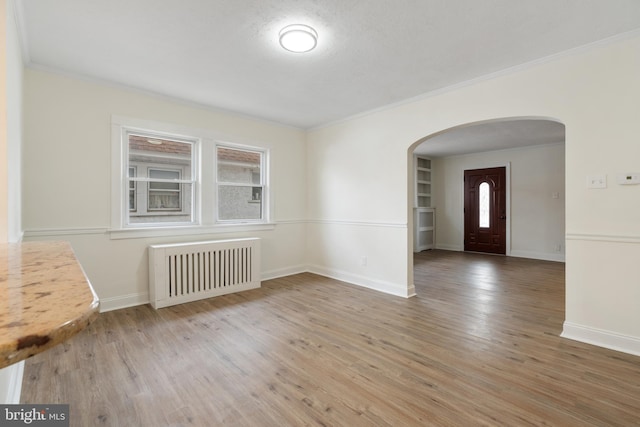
xmin=279 ymin=24 xmax=318 ymax=53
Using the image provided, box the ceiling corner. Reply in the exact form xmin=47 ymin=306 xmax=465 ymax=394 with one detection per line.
xmin=11 ymin=0 xmax=32 ymax=65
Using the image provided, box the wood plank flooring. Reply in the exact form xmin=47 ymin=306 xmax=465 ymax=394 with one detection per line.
xmin=20 ymin=250 xmax=640 ymax=426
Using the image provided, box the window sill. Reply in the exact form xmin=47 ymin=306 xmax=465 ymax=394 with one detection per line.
xmin=109 ymin=223 xmax=276 ymax=240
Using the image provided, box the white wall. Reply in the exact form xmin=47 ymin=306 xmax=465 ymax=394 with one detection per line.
xmin=306 ymin=119 xmax=413 ymax=297
xmin=1 ymin=0 xmax=25 ymax=404
xmin=433 ymin=143 xmax=565 ymax=261
xmin=0 ymin=0 xmax=6 ymax=243
xmin=6 ymin=0 xmax=21 ymax=243
xmin=23 ymin=69 xmax=308 ymax=311
xmin=307 ymin=33 xmax=640 ymax=355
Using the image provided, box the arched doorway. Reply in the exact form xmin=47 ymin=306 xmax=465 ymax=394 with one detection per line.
xmin=407 ymin=117 xmax=566 ymax=289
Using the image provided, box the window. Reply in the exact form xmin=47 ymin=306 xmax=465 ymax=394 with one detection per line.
xmin=126 ymin=132 xmax=196 ymax=226
xmin=479 ymin=182 xmax=490 ymax=228
xmin=112 ymin=116 xmax=272 ymax=236
xmin=216 ymin=146 xmax=265 ymax=221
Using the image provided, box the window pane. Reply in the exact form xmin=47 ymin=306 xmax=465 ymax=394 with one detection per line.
xmin=129 ymin=183 xmax=193 ymax=224
xmin=128 ymin=134 xmax=194 ymax=225
xmin=218 ymin=185 xmax=262 ymax=220
xmin=217 ymin=147 xmax=261 ymax=184
xmin=129 ymin=135 xmax=193 ymax=180
xmin=479 ymin=182 xmax=490 ymax=228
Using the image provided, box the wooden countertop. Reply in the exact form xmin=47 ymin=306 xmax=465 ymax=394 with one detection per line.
xmin=0 ymin=241 xmax=100 ymax=369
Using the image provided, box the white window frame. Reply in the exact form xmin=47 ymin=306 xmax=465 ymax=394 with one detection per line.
xmin=215 ymin=143 xmax=268 ymax=224
xmin=123 ymin=130 xmax=198 ymax=227
xmin=111 ymin=116 xmax=274 ymax=239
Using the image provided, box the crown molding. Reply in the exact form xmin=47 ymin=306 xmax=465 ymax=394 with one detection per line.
xmin=311 ymin=28 xmax=640 ymax=132
xmin=11 ymin=0 xmax=31 ymax=64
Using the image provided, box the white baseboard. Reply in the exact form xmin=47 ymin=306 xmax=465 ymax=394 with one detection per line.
xmin=99 ymin=265 xmax=416 ymax=312
xmin=561 ymin=322 xmax=640 ymax=357
xmin=0 ymin=361 xmax=24 ymax=404
xmin=435 ymin=244 xmax=462 ymax=251
xmin=99 ymin=292 xmax=149 ymax=312
xmin=510 ymin=250 xmax=565 ymax=262
xmin=262 ymin=265 xmax=308 ymax=281
xmin=308 ymin=265 xmax=415 ymax=298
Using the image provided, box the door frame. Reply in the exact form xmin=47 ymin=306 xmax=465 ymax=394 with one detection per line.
xmin=459 ymin=162 xmax=511 ymax=255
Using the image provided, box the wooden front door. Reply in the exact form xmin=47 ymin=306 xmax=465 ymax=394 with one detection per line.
xmin=464 ymin=167 xmax=506 ymax=254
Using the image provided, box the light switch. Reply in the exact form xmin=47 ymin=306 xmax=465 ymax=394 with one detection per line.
xmin=587 ymin=175 xmax=607 ymax=189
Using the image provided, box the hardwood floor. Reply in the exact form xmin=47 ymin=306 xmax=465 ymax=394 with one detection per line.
xmin=21 ymin=250 xmax=640 ymax=426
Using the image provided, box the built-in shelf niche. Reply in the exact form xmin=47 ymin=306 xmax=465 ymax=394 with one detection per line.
xmin=414 ymin=155 xmax=434 ymax=252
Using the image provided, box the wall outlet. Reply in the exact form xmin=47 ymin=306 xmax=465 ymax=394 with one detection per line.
xmin=360 ymin=256 xmax=367 ymax=266
xmin=554 ymin=244 xmax=562 ymax=252
xmin=587 ymin=174 xmax=607 ymax=189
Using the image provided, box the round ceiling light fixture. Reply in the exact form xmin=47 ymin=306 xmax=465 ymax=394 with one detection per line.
xmin=279 ymin=24 xmax=318 ymax=53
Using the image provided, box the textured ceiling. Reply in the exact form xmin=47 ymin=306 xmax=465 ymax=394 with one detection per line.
xmin=17 ymin=0 xmax=640 ymax=130
xmin=414 ymin=119 xmax=565 ymax=158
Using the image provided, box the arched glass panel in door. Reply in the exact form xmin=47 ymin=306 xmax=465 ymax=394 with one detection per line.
xmin=479 ymin=182 xmax=490 ymax=228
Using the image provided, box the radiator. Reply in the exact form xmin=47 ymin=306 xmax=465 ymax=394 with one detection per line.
xmin=148 ymin=238 xmax=261 ymax=309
